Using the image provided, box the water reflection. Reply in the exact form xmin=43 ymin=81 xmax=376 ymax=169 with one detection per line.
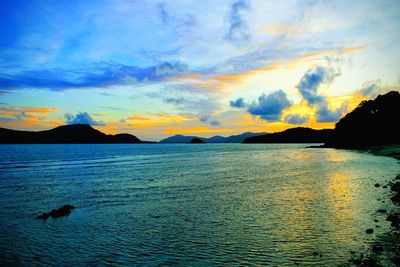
xmin=0 ymin=144 xmax=398 ymax=266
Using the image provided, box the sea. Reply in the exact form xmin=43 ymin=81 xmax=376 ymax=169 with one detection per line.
xmin=0 ymin=144 xmax=398 ymax=266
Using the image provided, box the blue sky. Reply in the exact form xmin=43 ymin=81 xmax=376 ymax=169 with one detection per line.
xmin=0 ymin=0 xmax=399 ymax=140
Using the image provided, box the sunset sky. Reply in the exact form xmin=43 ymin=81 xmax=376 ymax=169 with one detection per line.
xmin=0 ymin=0 xmax=399 ymax=140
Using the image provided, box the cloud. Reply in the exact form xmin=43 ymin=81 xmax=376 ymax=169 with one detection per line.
xmin=0 ymin=106 xmax=59 ymax=128
xmin=225 ymin=0 xmax=251 ymax=44
xmin=64 ymin=112 xmax=105 ymax=126
xmin=199 ymin=115 xmax=210 ymax=122
xmin=358 ymin=80 xmax=382 ymax=98
xmin=158 ymin=3 xmax=170 ymax=24
xmin=294 ymin=66 xmax=347 ymax=123
xmin=210 ymin=119 xmax=221 ymax=126
xmin=316 ymin=101 xmax=347 ymax=122
xmin=163 ymin=97 xmax=186 ymax=105
xmin=247 ymin=90 xmax=292 ymax=122
xmin=0 ymin=62 xmax=189 ymax=91
xmin=284 ymin=114 xmax=310 ymax=124
xmin=296 ymin=67 xmax=340 ymax=104
xmin=229 ymin=97 xmax=246 ymax=108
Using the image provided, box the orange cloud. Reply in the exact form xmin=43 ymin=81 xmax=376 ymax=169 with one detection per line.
xmin=171 ymin=46 xmax=367 ymax=92
xmin=0 ymin=106 xmax=61 ymax=130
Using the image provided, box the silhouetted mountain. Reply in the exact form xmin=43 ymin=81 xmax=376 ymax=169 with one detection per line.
xmin=189 ymin=138 xmax=204 ymax=144
xmin=159 ymin=134 xmax=206 ymax=143
xmin=0 ymin=124 xmax=152 ymax=144
xmin=207 ymin=132 xmax=268 ymax=143
xmin=325 ymin=91 xmax=400 ymax=148
xmin=159 ymin=132 xmax=267 ymax=143
xmin=243 ymin=127 xmax=333 ymax=143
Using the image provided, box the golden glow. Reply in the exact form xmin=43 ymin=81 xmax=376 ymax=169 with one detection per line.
xmin=172 ymin=46 xmax=367 ymax=92
xmin=164 ymin=126 xmax=234 ymax=135
xmin=0 ymin=106 xmax=60 ymax=129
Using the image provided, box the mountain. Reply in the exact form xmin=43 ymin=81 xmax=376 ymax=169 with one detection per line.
xmin=159 ymin=134 xmax=206 ymax=143
xmin=159 ymin=132 xmax=267 ymax=143
xmin=207 ymin=132 xmax=267 ymax=143
xmin=0 ymin=124 xmax=152 ymax=144
xmin=243 ymin=127 xmax=334 ymax=143
xmin=325 ymin=91 xmax=400 ymax=148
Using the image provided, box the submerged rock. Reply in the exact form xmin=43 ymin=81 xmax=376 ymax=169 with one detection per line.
xmin=374 ymin=183 xmax=380 ymax=187
xmin=391 ymin=181 xmax=400 ymax=192
xmin=36 ymin=205 xmax=75 ymax=220
xmin=386 ymin=214 xmax=400 ymax=229
xmin=366 ymin=228 xmax=374 ymax=234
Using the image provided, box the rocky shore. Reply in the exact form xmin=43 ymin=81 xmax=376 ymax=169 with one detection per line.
xmin=349 ymin=145 xmax=400 ymax=266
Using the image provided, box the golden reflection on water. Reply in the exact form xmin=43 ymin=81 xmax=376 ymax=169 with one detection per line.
xmin=265 ymin=148 xmax=364 ymax=259
xmin=326 ymin=149 xmax=358 ymax=220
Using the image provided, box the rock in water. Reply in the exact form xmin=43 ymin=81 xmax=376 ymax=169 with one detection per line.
xmin=366 ymin=228 xmax=374 ymax=234
xmin=36 ymin=205 xmax=75 ymax=220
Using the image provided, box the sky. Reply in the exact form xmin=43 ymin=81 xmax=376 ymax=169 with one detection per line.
xmin=0 ymin=0 xmax=399 ymax=141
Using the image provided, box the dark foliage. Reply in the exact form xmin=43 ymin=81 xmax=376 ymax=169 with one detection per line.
xmin=326 ymin=91 xmax=400 ymax=148
xmin=243 ymin=127 xmax=333 ymax=143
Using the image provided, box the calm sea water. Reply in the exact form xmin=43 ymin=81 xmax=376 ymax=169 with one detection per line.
xmin=0 ymin=144 xmax=398 ymax=266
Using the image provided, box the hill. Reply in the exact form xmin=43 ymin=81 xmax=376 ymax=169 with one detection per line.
xmin=0 ymin=124 xmax=151 ymax=144
xmin=159 ymin=132 xmax=267 ymax=143
xmin=159 ymin=134 xmax=205 ymax=143
xmin=325 ymin=91 xmax=400 ymax=148
xmin=243 ymin=127 xmax=333 ymax=143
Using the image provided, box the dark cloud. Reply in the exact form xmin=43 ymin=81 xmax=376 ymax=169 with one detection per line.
xmin=199 ymin=115 xmax=210 ymax=122
xmin=358 ymin=80 xmax=381 ymax=98
xmin=64 ymin=112 xmax=105 ymax=126
xmin=0 ymin=62 xmax=189 ymax=91
xmin=316 ymin=102 xmax=347 ymax=122
xmin=296 ymin=66 xmax=346 ymax=122
xmin=225 ymin=0 xmax=251 ymax=44
xmin=163 ymin=97 xmax=186 ymax=105
xmin=247 ymin=90 xmax=292 ymax=122
xmin=284 ymin=114 xmax=309 ymax=124
xmin=210 ymin=119 xmax=221 ymax=126
xmin=229 ymin=97 xmax=246 ymax=108
xmin=297 ymin=67 xmax=340 ymax=104
xmin=158 ymin=3 xmax=170 ymax=24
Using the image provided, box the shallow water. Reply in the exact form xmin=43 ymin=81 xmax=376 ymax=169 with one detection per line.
xmin=0 ymin=144 xmax=398 ymax=266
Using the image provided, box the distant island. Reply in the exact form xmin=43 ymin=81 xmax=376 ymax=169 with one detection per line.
xmin=0 ymin=124 xmax=154 ymax=144
xmin=189 ymin=138 xmax=204 ymax=144
xmin=159 ymin=132 xmax=267 ymax=143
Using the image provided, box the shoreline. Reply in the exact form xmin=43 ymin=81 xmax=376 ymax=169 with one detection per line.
xmin=366 ymin=145 xmax=400 ymax=161
xmin=350 ymin=145 xmax=400 ymax=266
